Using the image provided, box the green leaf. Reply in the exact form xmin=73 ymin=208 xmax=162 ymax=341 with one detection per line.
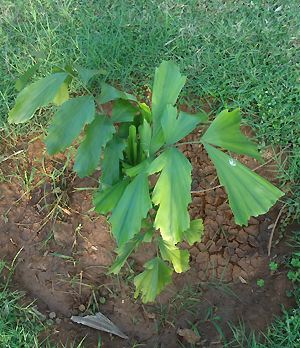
xmin=124 ymin=159 xmax=150 ymax=177
xmin=161 ymin=105 xmax=208 ymax=144
xmin=8 ymin=72 xmax=68 ymax=124
xmin=75 ymin=65 xmax=99 ymax=85
xmin=101 ymin=136 xmax=126 ymax=185
xmin=139 ymin=119 xmax=152 ymax=156
xmin=15 ymin=63 xmax=40 ymax=91
xmin=74 ymin=115 xmax=115 ymax=177
xmin=134 ymin=257 xmax=173 ymax=303
xmin=204 ymin=143 xmax=284 ymax=225
xmin=53 ymin=82 xmax=69 ymax=106
xmin=45 ymin=95 xmax=95 ymax=155
xmin=149 ymin=147 xmax=192 ymax=244
xmin=201 ymin=109 xmax=261 ymax=160
xmin=112 ymin=100 xmax=138 ymax=123
xmin=126 ymin=125 xmax=138 ymax=165
xmin=93 ymin=179 xmax=130 ymax=214
xmin=158 ymin=239 xmax=190 ymax=273
xmin=139 ymin=102 xmax=152 ymax=123
xmin=183 ymin=219 xmax=204 ymax=245
xmin=98 ymin=83 xmax=137 ymax=104
xmin=150 ymin=61 xmax=186 ymax=154
xmin=152 ymin=61 xmax=186 ymax=130
xmin=109 ymin=173 xmax=152 ymax=246
xmin=108 ymin=233 xmax=144 ymax=274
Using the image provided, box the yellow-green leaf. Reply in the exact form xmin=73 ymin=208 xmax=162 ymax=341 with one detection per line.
xmin=134 ymin=257 xmax=173 ymax=303
xmin=183 ymin=219 xmax=204 ymax=245
xmin=158 ymin=239 xmax=190 ymax=273
xmin=202 ymin=109 xmax=261 ymax=160
xmin=149 ymin=147 xmax=192 ymax=244
xmin=53 ymin=82 xmax=69 ymax=106
xmin=9 ymin=72 xmax=67 ymax=124
xmin=161 ymin=105 xmax=208 ymax=145
xmin=204 ymin=143 xmax=284 ymax=225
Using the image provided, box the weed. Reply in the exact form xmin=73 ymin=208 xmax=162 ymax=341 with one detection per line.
xmin=269 ymin=261 xmax=279 ymax=272
xmin=256 ymin=279 xmax=265 ymax=288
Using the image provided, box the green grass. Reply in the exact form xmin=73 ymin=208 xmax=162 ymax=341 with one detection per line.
xmin=0 ymin=259 xmax=46 ymax=347
xmin=0 ymin=257 xmax=90 ymax=347
xmin=1 ymin=0 xmax=299 ymax=213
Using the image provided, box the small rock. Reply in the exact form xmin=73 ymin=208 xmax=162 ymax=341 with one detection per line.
xmin=209 ymin=254 xmax=218 ymax=268
xmin=237 ymin=230 xmax=248 ymax=243
xmin=248 ymin=236 xmax=259 ymax=247
xmin=232 ymin=265 xmax=242 ymax=280
xmin=49 ymin=312 xmax=56 ymax=319
xmin=55 ymin=318 xmax=62 ymax=324
xmin=230 ymin=254 xmax=239 ymax=263
xmin=236 ymin=248 xmax=247 ymax=258
xmin=217 ymin=254 xmax=228 ymax=266
xmin=198 ymin=270 xmax=207 ymax=281
xmin=216 ymin=215 xmax=224 ymax=226
xmin=196 ymin=252 xmax=209 ymax=265
xmin=177 ymin=328 xmax=200 ymax=344
xmin=189 ymin=246 xmax=199 ymax=257
xmin=249 ymin=217 xmax=259 ymax=225
xmin=244 ymin=225 xmax=259 ymax=237
xmin=197 ymin=242 xmax=207 ymax=252
xmin=216 ymin=238 xmax=226 ymax=248
xmin=78 ymin=304 xmax=86 ymax=312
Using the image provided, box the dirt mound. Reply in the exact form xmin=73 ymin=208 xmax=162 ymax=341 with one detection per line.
xmin=0 ymin=136 xmax=295 ymax=347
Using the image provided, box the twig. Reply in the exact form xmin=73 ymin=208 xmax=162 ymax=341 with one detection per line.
xmin=267 ymin=204 xmax=287 ymax=256
xmin=0 ymin=150 xmax=24 ymax=163
xmin=191 ymin=185 xmax=222 ymax=194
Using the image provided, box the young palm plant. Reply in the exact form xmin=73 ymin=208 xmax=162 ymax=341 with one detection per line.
xmin=8 ymin=61 xmax=284 ymax=302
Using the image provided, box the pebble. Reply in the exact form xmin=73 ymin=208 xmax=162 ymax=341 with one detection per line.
xmin=196 ymin=252 xmax=209 ymax=265
xmin=244 ymin=225 xmax=259 ymax=237
xmin=78 ymin=304 xmax=86 ymax=312
xmin=55 ymin=318 xmax=62 ymax=324
xmin=237 ymin=230 xmax=248 ymax=243
xmin=49 ymin=312 xmax=56 ymax=319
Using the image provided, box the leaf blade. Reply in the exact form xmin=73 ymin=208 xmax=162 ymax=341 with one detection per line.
xmin=149 ymin=147 xmax=192 ymax=244
xmin=93 ymin=179 xmax=130 ymax=215
xmin=9 ymin=72 xmax=68 ymax=124
xmin=134 ymin=257 xmax=173 ymax=303
xmin=158 ymin=239 xmax=190 ymax=273
xmin=98 ymin=83 xmax=137 ymax=104
xmin=183 ymin=219 xmax=204 ymax=245
xmin=45 ymin=95 xmax=95 ymax=155
xmin=202 ymin=109 xmax=261 ymax=160
xmin=109 ymin=173 xmax=152 ymax=246
xmin=204 ymin=143 xmax=284 ymax=225
xmin=74 ymin=115 xmax=115 ymax=177
xmin=101 ymin=136 xmax=126 ymax=185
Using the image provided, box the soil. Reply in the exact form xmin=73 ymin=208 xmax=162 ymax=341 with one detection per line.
xmin=0 ymin=128 xmax=297 ymax=348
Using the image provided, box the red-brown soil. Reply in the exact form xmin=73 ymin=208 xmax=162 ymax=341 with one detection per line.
xmin=0 ymin=133 xmax=296 ymax=348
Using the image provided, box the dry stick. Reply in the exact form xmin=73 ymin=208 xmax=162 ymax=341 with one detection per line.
xmin=267 ymin=203 xmax=287 ymax=256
